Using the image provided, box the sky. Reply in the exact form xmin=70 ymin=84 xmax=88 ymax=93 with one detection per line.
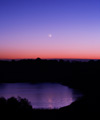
xmin=0 ymin=0 xmax=100 ymax=59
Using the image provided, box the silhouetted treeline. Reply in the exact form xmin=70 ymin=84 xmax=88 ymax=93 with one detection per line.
xmin=0 ymin=58 xmax=100 ymax=91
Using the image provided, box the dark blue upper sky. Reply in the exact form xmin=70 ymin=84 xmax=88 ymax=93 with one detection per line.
xmin=0 ymin=0 xmax=100 ymax=59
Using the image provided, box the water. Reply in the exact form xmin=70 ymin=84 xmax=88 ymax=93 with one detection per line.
xmin=0 ymin=83 xmax=81 ymax=109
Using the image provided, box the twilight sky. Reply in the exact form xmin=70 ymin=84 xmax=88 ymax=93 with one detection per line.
xmin=0 ymin=0 xmax=100 ymax=59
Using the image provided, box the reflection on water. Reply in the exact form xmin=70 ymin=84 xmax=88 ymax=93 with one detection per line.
xmin=0 ymin=83 xmax=80 ymax=109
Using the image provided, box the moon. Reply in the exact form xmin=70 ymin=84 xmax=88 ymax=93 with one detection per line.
xmin=48 ymin=34 xmax=52 ymax=38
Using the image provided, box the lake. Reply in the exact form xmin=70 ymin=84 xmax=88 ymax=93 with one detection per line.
xmin=0 ymin=83 xmax=81 ymax=109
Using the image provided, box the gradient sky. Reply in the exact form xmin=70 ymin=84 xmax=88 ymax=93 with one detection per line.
xmin=0 ymin=0 xmax=100 ymax=59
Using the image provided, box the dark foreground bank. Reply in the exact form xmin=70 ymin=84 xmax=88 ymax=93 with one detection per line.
xmin=0 ymin=96 xmax=99 ymax=120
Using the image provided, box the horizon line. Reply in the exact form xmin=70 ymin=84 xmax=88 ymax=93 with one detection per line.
xmin=0 ymin=57 xmax=100 ymax=60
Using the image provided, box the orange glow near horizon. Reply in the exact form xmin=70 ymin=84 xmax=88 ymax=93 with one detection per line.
xmin=0 ymin=50 xmax=100 ymax=60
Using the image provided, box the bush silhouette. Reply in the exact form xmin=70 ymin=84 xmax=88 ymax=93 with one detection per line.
xmin=0 ymin=97 xmax=32 ymax=118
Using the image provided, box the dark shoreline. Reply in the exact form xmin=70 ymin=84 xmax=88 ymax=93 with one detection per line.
xmin=0 ymin=95 xmax=99 ymax=120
